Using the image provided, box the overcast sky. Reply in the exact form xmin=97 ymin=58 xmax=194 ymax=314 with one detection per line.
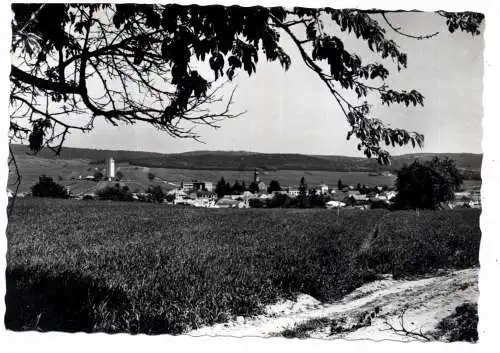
xmin=65 ymin=11 xmax=484 ymax=156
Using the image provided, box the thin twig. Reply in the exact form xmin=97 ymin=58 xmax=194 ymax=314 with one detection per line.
xmin=16 ymin=4 xmax=46 ymax=35
xmin=382 ymin=13 xmax=439 ymax=40
xmin=382 ymin=308 xmax=432 ymax=341
xmin=8 ymin=144 xmax=22 ymax=218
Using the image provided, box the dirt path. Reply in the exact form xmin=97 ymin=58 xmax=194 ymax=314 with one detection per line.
xmin=188 ymin=268 xmax=478 ymax=341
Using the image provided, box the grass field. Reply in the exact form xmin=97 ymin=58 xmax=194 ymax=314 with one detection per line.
xmin=6 ymin=198 xmax=481 ymax=334
xmin=148 ymin=167 xmax=397 ymax=188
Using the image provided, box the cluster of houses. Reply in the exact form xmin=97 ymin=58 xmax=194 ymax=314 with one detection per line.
xmin=163 ymin=180 xmax=399 ymax=209
xmin=323 ymin=188 xmax=397 ymax=210
xmin=447 ymin=187 xmax=482 ymax=209
xmin=10 ymin=180 xmax=479 ymax=210
xmin=168 ymin=189 xmax=244 ymax=208
xmin=157 ymin=179 xmax=481 ymax=210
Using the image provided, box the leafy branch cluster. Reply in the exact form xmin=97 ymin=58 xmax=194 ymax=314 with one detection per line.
xmin=9 ymin=5 xmax=483 ymax=165
xmin=438 ymin=11 xmax=484 ymax=35
xmin=10 ymin=4 xmax=243 ymax=155
xmin=293 ymin=8 xmax=480 ymax=163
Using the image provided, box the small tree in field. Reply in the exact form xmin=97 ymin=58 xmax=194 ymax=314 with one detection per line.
xmin=268 ymin=193 xmax=291 ymax=208
xmin=393 ymin=157 xmax=463 ymax=210
xmin=147 ymin=172 xmax=156 ymax=181
xmin=267 ymin=180 xmax=282 ymax=193
xmin=215 ymin=177 xmax=228 ymax=198
xmin=298 ymin=177 xmax=309 ymax=208
xmin=308 ymin=188 xmax=320 ymax=207
xmin=248 ymin=181 xmax=259 ymax=194
xmin=147 ymin=185 xmax=166 ymax=203
xmin=249 ymin=198 xmax=265 ymax=208
xmin=93 ymin=171 xmax=104 ymax=181
xmin=31 ymin=175 xmax=69 ymax=198
xmin=231 ymin=180 xmax=244 ymax=194
xmin=166 ymin=194 xmax=175 ymax=202
xmin=115 ymin=170 xmax=124 ymax=181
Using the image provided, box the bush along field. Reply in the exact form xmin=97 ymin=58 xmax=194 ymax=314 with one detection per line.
xmin=5 ymin=198 xmax=481 ymax=334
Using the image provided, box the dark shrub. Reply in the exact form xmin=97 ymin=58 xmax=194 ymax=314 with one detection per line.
xmin=94 ymin=171 xmax=104 ymax=181
xmin=147 ymin=185 xmax=165 ymax=203
xmin=268 ymin=193 xmax=291 ymax=208
xmin=433 ymin=303 xmax=478 ymax=342
xmin=31 ymin=175 xmax=69 ymax=199
xmin=115 ymin=171 xmax=124 ymax=181
xmin=215 ymin=177 xmax=231 ymax=198
xmin=267 ymin=180 xmax=281 ymax=194
xmin=249 ymin=198 xmax=265 ymax=208
xmin=370 ymin=200 xmax=391 ymax=210
xmin=97 ymin=184 xmax=133 ymax=202
xmin=393 ymin=157 xmax=463 ymax=210
xmin=309 ymin=193 xmax=331 ymax=208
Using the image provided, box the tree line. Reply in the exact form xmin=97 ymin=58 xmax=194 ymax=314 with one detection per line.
xmin=214 ymin=177 xmax=283 ymax=198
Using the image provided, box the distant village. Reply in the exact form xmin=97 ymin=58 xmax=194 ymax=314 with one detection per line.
xmin=9 ymin=157 xmax=481 ymax=210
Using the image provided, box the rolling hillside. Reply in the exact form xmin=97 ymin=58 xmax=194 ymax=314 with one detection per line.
xmin=7 ymin=153 xmax=397 ymax=194
xmin=10 ymin=144 xmax=482 ymax=173
xmin=7 ymin=145 xmax=481 ymax=195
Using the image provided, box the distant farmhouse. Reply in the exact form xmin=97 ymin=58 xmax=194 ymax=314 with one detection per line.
xmin=181 ymin=180 xmax=214 ymax=192
xmin=287 ymin=188 xmax=300 ymax=197
xmin=316 ymin=183 xmax=329 ymax=195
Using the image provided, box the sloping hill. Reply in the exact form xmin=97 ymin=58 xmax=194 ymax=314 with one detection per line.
xmin=8 ymin=155 xmax=398 ymax=194
xmin=6 ymin=153 xmax=176 ymax=194
xmin=383 ymin=153 xmax=482 ymax=171
xmin=10 ymin=144 xmax=482 ymax=173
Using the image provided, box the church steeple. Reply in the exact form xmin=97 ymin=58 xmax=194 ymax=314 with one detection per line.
xmin=254 ymin=168 xmax=260 ymax=183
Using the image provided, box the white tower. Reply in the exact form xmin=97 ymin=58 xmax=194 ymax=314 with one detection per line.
xmin=106 ymin=157 xmax=115 ymax=181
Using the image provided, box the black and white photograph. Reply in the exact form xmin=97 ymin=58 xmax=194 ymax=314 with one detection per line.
xmin=2 ymin=0 xmax=499 ymax=351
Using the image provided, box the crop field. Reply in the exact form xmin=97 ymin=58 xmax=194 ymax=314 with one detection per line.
xmin=6 ymin=198 xmax=481 ymax=334
xmin=148 ymin=167 xmax=397 ymax=188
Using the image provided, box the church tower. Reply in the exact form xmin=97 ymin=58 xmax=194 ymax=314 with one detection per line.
xmin=254 ymin=168 xmax=260 ymax=183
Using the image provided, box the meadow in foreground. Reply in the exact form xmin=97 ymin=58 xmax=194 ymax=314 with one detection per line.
xmin=6 ymin=198 xmax=480 ymax=334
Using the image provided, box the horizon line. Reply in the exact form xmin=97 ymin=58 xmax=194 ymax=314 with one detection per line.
xmin=11 ymin=143 xmax=483 ymax=158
